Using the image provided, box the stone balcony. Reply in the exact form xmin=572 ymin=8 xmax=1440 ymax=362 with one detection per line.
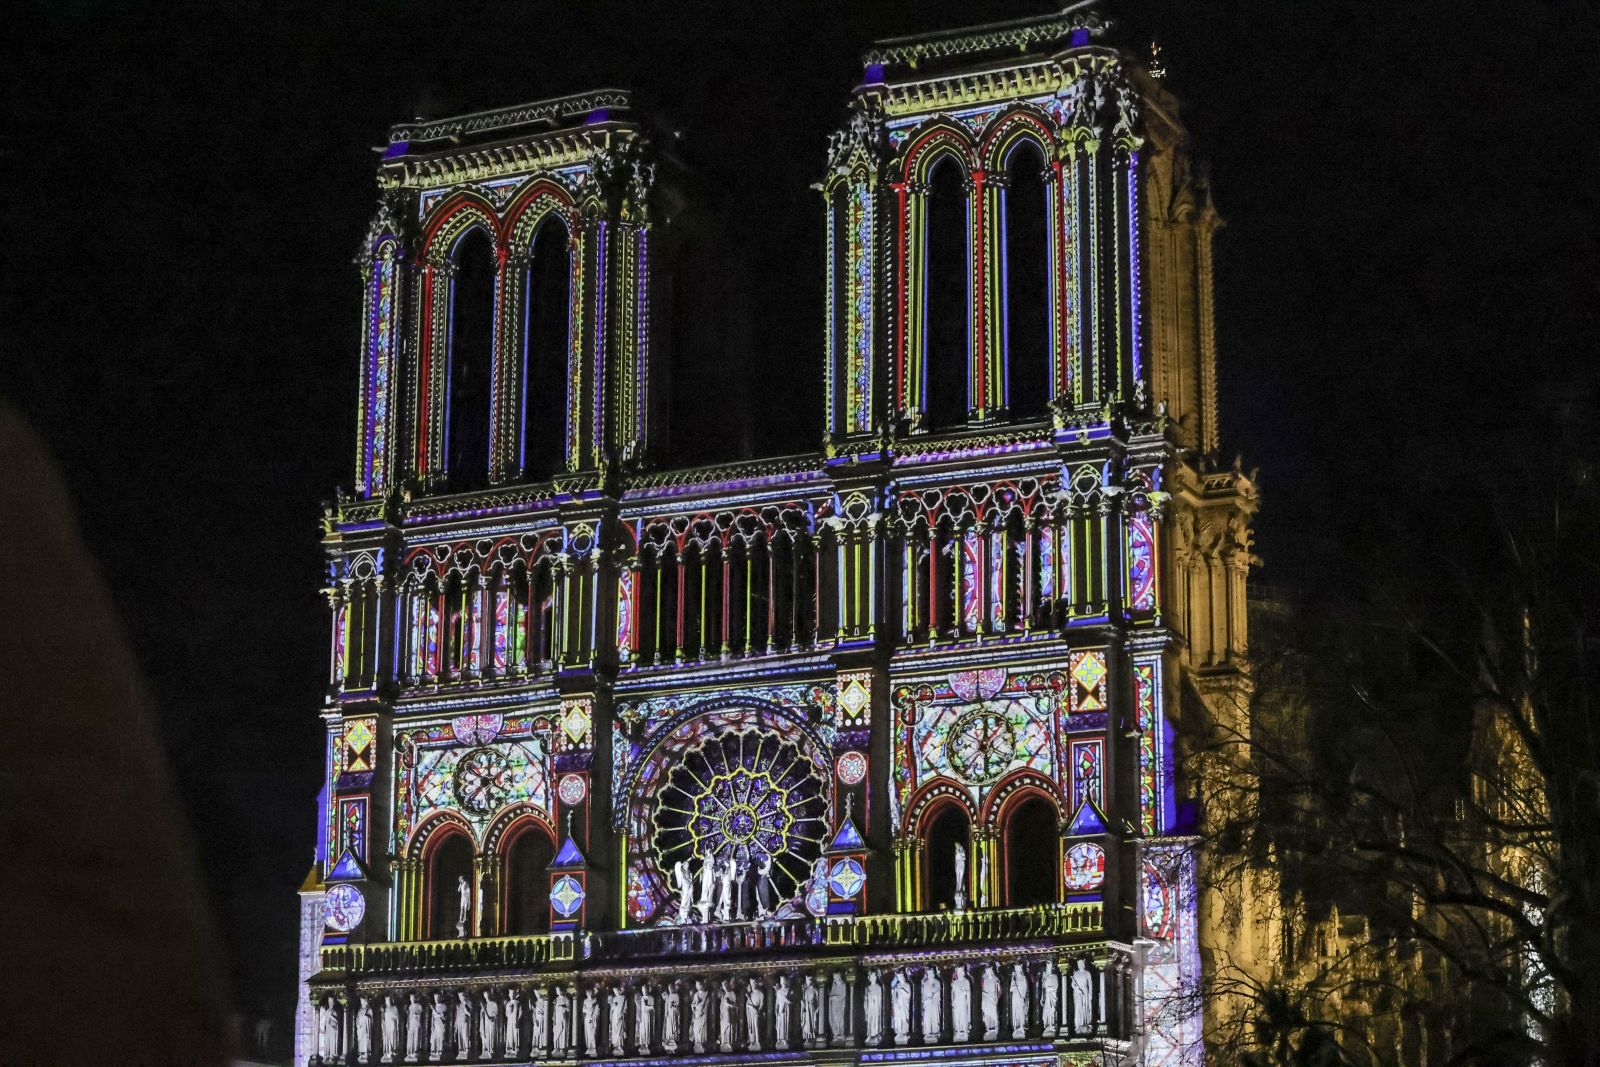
xmin=307 ymin=904 xmax=1137 ymax=1064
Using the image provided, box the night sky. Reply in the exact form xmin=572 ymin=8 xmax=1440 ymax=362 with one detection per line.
xmin=5 ymin=0 xmax=1594 ymax=1038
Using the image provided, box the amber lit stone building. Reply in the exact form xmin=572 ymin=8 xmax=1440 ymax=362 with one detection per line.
xmin=300 ymin=5 xmax=1261 ymax=1064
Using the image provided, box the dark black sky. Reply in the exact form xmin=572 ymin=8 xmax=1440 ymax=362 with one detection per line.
xmin=4 ymin=0 xmax=1595 ymax=1034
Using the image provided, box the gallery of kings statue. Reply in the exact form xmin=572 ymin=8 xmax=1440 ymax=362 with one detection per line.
xmin=300 ymin=5 xmax=1267 ymax=1065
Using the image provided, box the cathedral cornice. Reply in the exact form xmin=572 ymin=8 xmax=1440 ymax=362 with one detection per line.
xmin=862 ymin=4 xmax=1110 ymax=71
xmin=377 ymin=125 xmax=642 ymax=191
xmin=385 ymin=88 xmax=632 ymax=147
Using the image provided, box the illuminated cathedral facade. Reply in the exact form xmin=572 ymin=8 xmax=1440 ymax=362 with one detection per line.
xmin=300 ymin=6 xmax=1258 ymax=1065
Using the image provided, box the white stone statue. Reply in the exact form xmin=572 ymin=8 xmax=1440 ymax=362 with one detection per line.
xmin=318 ymin=996 xmax=341 ymax=1063
xmin=662 ymin=982 xmax=681 ymax=1053
xmin=582 ymin=986 xmax=600 ymax=1057
xmin=1009 ymin=962 xmax=1028 ymax=1037
xmin=828 ymin=971 xmax=847 ymax=1044
xmin=773 ymin=973 xmax=792 ymax=1050
xmin=551 ymin=986 xmax=571 ymax=1059
xmin=455 ymin=874 xmax=472 ymax=938
xmin=697 ymin=858 xmax=717 ymax=924
xmin=890 ymin=969 xmax=911 ymax=1046
xmin=637 ymin=984 xmax=656 ymax=1053
xmin=755 ymin=854 xmax=775 ymax=918
xmin=717 ymin=979 xmax=737 ymax=1053
xmin=977 ymin=850 xmax=989 ymax=908
xmin=863 ymin=970 xmax=884 ymax=1047
xmin=382 ymin=994 xmax=400 ymax=1063
xmin=920 ymin=966 xmax=943 ymax=1044
xmin=954 ymin=843 xmax=967 ymax=910
xmin=453 ymin=992 xmax=472 ymax=1059
xmin=1070 ymin=960 xmax=1093 ymax=1033
xmin=1040 ymin=960 xmax=1059 ymax=1036
xmin=716 ymin=857 xmax=738 ymax=923
xmin=607 ymin=985 xmax=626 ymax=1056
xmin=980 ymin=964 xmax=1000 ymax=1040
xmin=802 ymin=973 xmax=823 ymax=1047
xmin=428 ymin=994 xmax=447 ymax=1061
xmin=405 ymin=993 xmax=423 ymax=1062
xmin=689 ymin=980 xmax=710 ymax=1053
xmin=504 ymin=988 xmax=522 ymax=1059
xmin=355 ymin=995 xmax=374 ymax=1062
xmin=674 ymin=860 xmax=694 ymax=924
xmin=531 ymin=988 xmax=549 ymax=1057
xmin=745 ymin=977 xmax=764 ymax=1050
xmin=480 ymin=991 xmax=499 ymax=1060
xmin=950 ymin=965 xmax=972 ymax=1042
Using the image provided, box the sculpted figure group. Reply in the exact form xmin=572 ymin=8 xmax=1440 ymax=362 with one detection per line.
xmin=675 ymin=850 xmax=786 ymax=926
xmin=316 ymin=957 xmax=1104 ymax=1064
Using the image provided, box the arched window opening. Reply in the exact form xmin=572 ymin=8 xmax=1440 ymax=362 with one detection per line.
xmin=427 ymin=830 xmax=475 ymax=939
xmin=447 ymin=228 xmax=496 ymax=490
xmin=1004 ymin=795 xmax=1059 ymax=906
xmin=923 ymin=803 xmax=970 ymax=912
xmin=1003 ymin=141 xmax=1051 ymax=421
xmin=521 ymin=219 xmax=570 ymax=479
xmin=501 ymin=823 xmax=554 ymax=935
xmin=924 ymin=157 xmax=969 ymax=430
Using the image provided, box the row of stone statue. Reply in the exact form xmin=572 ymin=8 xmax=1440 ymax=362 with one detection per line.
xmin=313 ymin=957 xmax=1107 ymax=1064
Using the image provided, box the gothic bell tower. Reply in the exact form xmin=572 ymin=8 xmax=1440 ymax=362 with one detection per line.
xmin=353 ymin=91 xmax=660 ymax=502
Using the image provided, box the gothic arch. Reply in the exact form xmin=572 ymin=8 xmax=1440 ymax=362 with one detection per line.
xmin=905 ymin=776 xmax=976 ymax=836
xmin=409 ymin=808 xmax=478 ymax=861
xmin=483 ymin=802 xmax=556 ymax=857
xmin=495 ymin=811 xmax=557 ymax=936
xmin=911 ymin=783 xmax=974 ymax=913
xmin=419 ymin=192 xmax=504 ymax=262
xmin=416 ymin=815 xmax=477 ymax=940
xmin=898 ymin=122 xmax=978 ymax=183
xmin=980 ymin=108 xmax=1057 ymax=173
xmin=503 ymin=178 xmax=576 ymax=248
xmin=980 ymin=768 xmax=1062 ymax=829
xmin=995 ymin=782 xmax=1061 ymax=907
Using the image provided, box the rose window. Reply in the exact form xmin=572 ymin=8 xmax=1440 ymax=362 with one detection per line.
xmin=651 ymin=728 xmax=826 ymax=904
xmin=947 ymin=707 xmax=1017 ymax=785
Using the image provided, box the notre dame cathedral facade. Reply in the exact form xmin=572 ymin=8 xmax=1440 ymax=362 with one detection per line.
xmin=300 ymin=6 xmax=1260 ymax=1065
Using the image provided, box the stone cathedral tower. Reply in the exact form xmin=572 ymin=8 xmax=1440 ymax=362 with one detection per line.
xmin=301 ymin=6 xmax=1257 ymax=1065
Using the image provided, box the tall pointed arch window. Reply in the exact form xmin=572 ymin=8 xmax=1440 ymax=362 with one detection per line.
xmin=1002 ymin=793 xmax=1059 ymax=906
xmin=923 ymin=156 xmax=969 ymax=430
xmin=923 ymin=802 xmax=970 ymax=911
xmin=1002 ymin=139 xmax=1051 ymax=420
xmin=501 ymin=821 xmax=554 ymax=934
xmin=520 ymin=216 xmax=571 ymax=479
xmin=426 ymin=829 xmax=475 ymax=939
xmin=446 ymin=227 xmax=497 ymax=490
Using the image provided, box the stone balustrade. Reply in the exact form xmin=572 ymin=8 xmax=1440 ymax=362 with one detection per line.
xmin=320 ymin=903 xmax=1103 ymax=979
xmin=308 ymin=907 xmax=1131 ymax=1064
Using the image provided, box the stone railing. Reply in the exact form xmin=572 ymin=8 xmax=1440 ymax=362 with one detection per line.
xmin=321 ymin=933 xmax=577 ymax=978
xmin=307 ymin=906 xmax=1129 ymax=1064
xmin=320 ymin=903 xmax=1102 ymax=980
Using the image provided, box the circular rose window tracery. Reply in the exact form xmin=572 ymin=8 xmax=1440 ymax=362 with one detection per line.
xmin=651 ymin=728 xmax=826 ymax=905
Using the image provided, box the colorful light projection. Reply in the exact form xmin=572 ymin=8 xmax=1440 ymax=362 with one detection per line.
xmin=1068 ymin=650 xmax=1107 ymax=713
xmin=394 ymin=716 xmax=552 ymax=848
xmin=1127 ymin=512 xmax=1157 ymax=613
xmin=1134 ymin=659 xmax=1165 ymax=835
xmin=891 ymin=669 xmax=1057 ymax=832
xmin=1070 ymin=738 xmax=1104 ymax=811
xmin=1063 ymin=841 xmax=1106 ymax=891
